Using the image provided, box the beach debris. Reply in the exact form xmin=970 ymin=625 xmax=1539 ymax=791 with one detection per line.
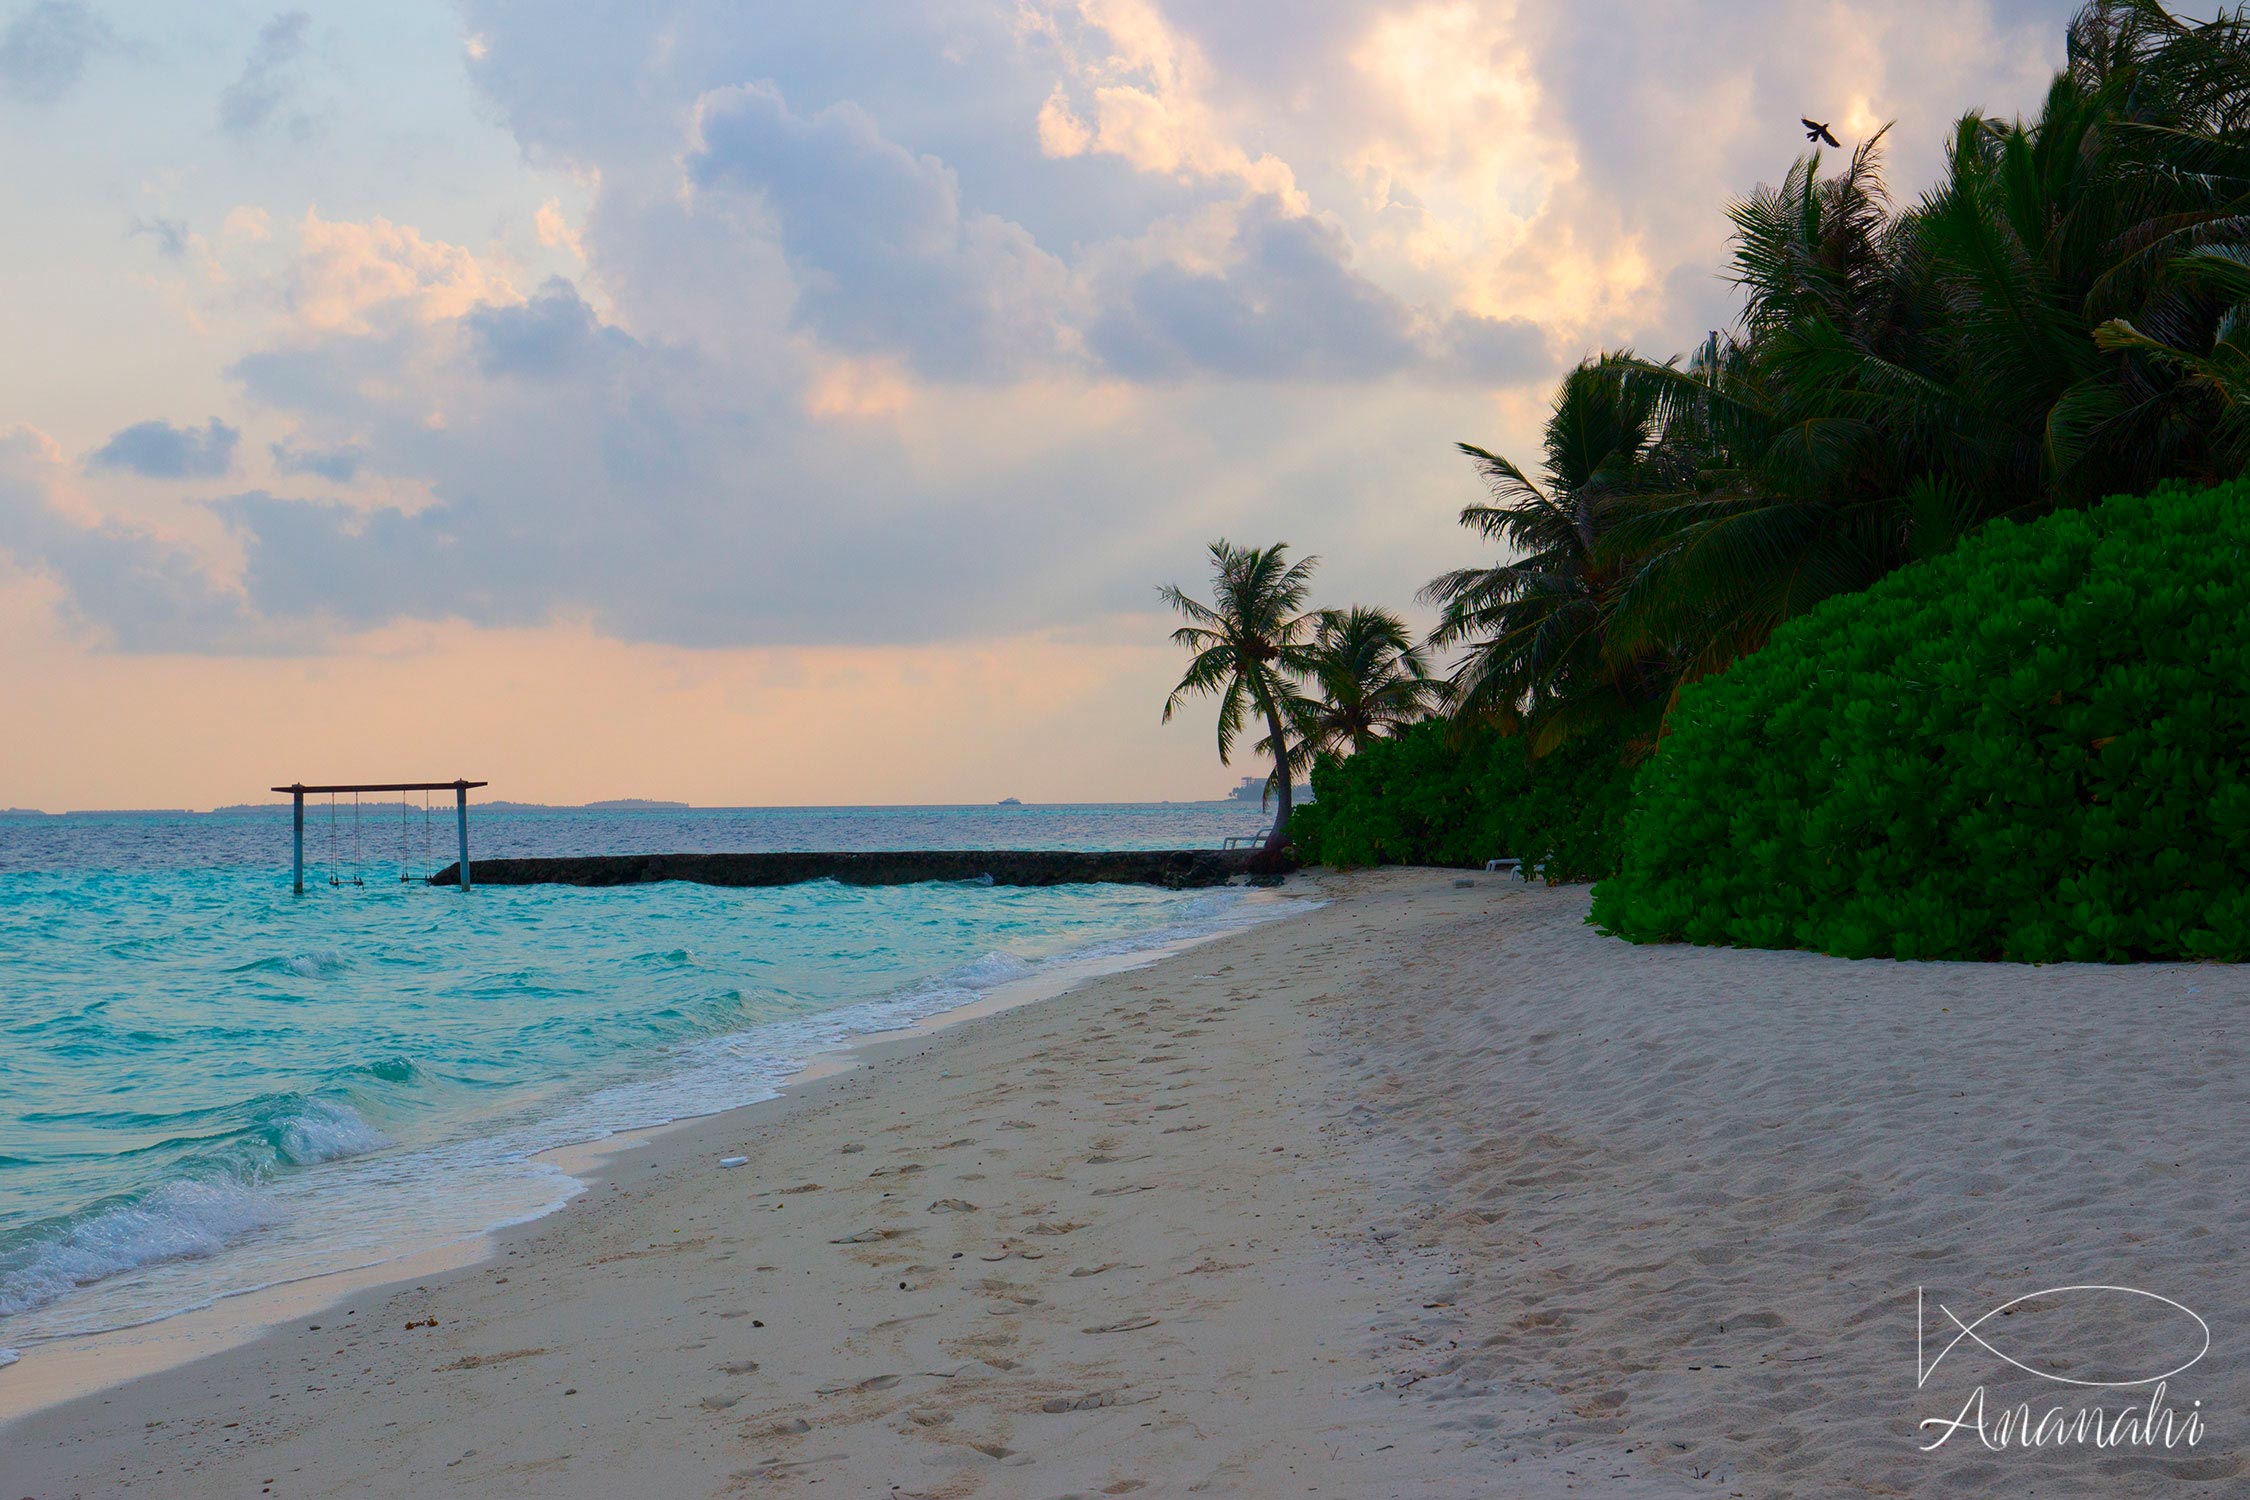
xmin=1069 ymin=1263 xmax=1120 ymax=1278
xmin=830 ymin=1227 xmax=916 ymax=1244
xmin=840 ymin=1143 xmax=864 ymax=1154
xmin=403 ymin=1317 xmax=439 ymax=1330
xmin=437 ymin=1348 xmax=546 ymax=1371
xmin=928 ymin=1198 xmax=979 ymax=1213
xmin=1040 ymin=1389 xmax=1128 ymax=1412
xmin=979 ymin=1248 xmax=1046 ymax=1261
xmin=1082 ymin=1315 xmax=1159 ymax=1334
xmin=815 ymin=1373 xmax=903 ymax=1396
xmin=717 ymin=1360 xmax=759 ymax=1375
xmin=1091 ymin=1183 xmax=1156 ymax=1197
xmin=719 ymin=1156 xmax=748 ymax=1168
xmin=1453 ymin=878 xmax=1475 ymax=888
xmin=1024 ymin=1219 xmax=1084 ymax=1235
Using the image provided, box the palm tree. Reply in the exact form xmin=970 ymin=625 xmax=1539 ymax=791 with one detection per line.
xmin=1286 ymin=606 xmax=1437 ymax=757
xmin=1421 ymin=359 xmax=1681 ymax=750
xmin=1160 ymin=541 xmax=1322 ymax=861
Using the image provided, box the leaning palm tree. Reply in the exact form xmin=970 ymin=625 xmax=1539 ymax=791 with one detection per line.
xmin=1160 ymin=541 xmax=1322 ymax=860
xmin=1422 ymin=359 xmax=1679 ymax=750
xmin=1287 ymin=606 xmax=1437 ymax=757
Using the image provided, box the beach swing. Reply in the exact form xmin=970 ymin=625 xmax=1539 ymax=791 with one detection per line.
xmin=276 ymin=780 xmax=486 ymax=895
xmin=324 ymin=792 xmax=368 ymax=888
xmin=395 ymin=788 xmax=437 ymax=883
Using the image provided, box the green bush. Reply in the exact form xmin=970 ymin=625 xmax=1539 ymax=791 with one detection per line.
xmin=1590 ymin=481 xmax=2250 ymax=961
xmin=1289 ymin=719 xmax=1636 ymax=882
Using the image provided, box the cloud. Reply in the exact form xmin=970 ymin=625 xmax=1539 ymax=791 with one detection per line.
xmin=0 ymin=426 xmax=257 ymax=651
xmin=86 ymin=418 xmax=239 ymax=479
xmin=218 ymin=10 xmax=313 ymax=139
xmin=1029 ymin=0 xmax=1304 ymax=206
xmin=0 ymin=0 xmax=112 ymax=104
xmin=287 ymin=210 xmax=514 ymax=333
xmin=129 ymin=214 xmax=189 ymax=259
xmin=463 ymin=277 xmax=630 ymax=377
xmin=3 ymin=0 xmax=2073 ymax=665
xmin=1088 ymin=195 xmax=1547 ymax=382
xmin=686 ymin=80 xmax=1070 ymax=380
xmin=269 ymin=438 xmax=366 ymax=482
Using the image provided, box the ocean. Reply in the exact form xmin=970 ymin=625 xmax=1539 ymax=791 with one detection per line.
xmin=0 ymin=802 xmax=1286 ymax=1366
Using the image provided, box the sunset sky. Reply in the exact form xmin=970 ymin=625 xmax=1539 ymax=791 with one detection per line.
xmin=2 ymin=0 xmax=2066 ymax=810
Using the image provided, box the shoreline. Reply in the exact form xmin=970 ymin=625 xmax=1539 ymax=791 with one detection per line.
xmin=0 ymin=886 xmax=1309 ymax=1429
xmin=9 ymin=868 xmax=2245 ymax=1497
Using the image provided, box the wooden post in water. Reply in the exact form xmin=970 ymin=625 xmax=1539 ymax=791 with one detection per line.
xmin=456 ymin=782 xmax=473 ymax=891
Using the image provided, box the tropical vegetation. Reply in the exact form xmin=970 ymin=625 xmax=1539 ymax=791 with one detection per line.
xmin=1159 ymin=541 xmax=1324 ymax=862
xmin=1590 ymin=481 xmax=2250 ymax=961
xmin=1164 ymin=2 xmax=2250 ymax=959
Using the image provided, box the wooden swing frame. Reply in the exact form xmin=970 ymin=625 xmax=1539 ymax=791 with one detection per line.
xmin=272 ymin=780 xmax=488 ymax=895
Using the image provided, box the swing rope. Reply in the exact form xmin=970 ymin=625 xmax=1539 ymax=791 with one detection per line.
xmin=351 ymin=793 xmax=364 ymax=887
xmin=399 ymin=793 xmax=411 ymax=882
xmin=327 ymin=792 xmax=340 ymax=887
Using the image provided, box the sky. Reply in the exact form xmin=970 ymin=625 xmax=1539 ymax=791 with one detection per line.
xmin=0 ymin=0 xmax=2070 ymax=810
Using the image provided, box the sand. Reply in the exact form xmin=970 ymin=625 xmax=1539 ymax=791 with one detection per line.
xmin=4 ymin=869 xmax=2245 ymax=1497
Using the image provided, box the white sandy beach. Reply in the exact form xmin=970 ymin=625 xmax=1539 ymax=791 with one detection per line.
xmin=4 ymin=868 xmax=2244 ymax=1497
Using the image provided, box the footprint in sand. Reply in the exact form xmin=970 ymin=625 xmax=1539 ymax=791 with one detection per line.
xmin=830 ymin=1228 xmax=919 ymax=1244
xmin=1039 ymin=1389 xmax=1131 ymax=1412
xmin=869 ymin=1163 xmax=926 ymax=1178
xmin=1069 ymin=1263 xmax=1120 ymax=1278
xmin=1091 ymin=1184 xmax=1156 ymax=1197
xmin=980 ymin=1248 xmax=1046 ymax=1261
xmin=928 ymin=1198 xmax=979 ymax=1213
xmin=1025 ymin=1220 xmax=1084 ymax=1235
xmin=716 ymin=1360 xmax=760 ymax=1375
xmin=699 ymin=1392 xmax=747 ymax=1411
xmin=1081 ymin=1315 xmax=1159 ymax=1334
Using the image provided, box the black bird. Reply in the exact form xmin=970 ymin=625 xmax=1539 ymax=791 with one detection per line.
xmin=1802 ymin=117 xmax=1841 ymax=147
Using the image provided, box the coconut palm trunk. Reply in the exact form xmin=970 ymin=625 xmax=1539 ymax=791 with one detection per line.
xmin=1258 ymin=694 xmax=1294 ymax=860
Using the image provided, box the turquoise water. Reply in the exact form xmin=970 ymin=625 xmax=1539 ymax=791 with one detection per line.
xmin=0 ymin=803 xmax=1284 ymax=1363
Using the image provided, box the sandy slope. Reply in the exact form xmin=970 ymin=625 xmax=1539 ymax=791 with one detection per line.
xmin=5 ymin=870 xmax=2245 ymax=1497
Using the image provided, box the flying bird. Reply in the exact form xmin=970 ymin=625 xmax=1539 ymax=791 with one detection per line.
xmin=1802 ymin=117 xmax=1841 ymax=147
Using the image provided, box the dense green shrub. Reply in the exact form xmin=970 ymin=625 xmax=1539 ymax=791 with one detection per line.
xmin=1590 ymin=482 xmax=2250 ymax=961
xmin=1289 ymin=720 xmax=1636 ymax=882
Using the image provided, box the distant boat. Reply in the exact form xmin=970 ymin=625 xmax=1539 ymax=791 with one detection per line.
xmin=997 ymin=797 xmax=1023 ymax=806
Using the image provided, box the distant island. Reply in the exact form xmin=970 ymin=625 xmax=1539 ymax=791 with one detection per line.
xmin=470 ymin=798 xmax=693 ymax=812
xmin=200 ymin=798 xmax=694 ymax=815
